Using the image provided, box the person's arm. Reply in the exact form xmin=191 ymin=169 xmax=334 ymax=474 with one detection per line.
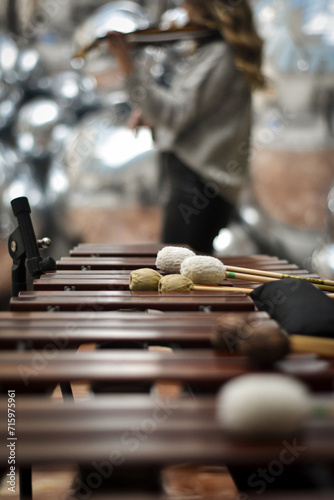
xmin=107 ymin=32 xmax=237 ymax=133
xmin=106 ymin=31 xmax=134 ymax=75
xmin=124 ymin=43 xmax=237 ymax=133
xmin=127 ymin=108 xmax=155 ymax=134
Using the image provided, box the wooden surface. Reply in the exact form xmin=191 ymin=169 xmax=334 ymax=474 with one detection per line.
xmin=10 ymin=291 xmax=254 ymax=312
xmin=0 ymin=310 xmax=268 ymax=349
xmin=69 ymin=243 xmax=191 ymax=257
xmin=1 ymin=394 xmax=334 ymax=467
xmin=56 ymin=255 xmax=302 ymax=271
xmin=74 ymin=494 xmax=334 ymax=500
xmin=0 ymin=349 xmax=332 ymax=394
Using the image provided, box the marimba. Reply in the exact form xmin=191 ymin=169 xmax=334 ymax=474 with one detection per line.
xmin=1 ymin=242 xmax=334 ymax=500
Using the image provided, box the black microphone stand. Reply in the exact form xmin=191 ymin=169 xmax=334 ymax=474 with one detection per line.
xmin=8 ymin=197 xmax=72 ymax=500
xmin=8 ymin=196 xmax=56 ymax=297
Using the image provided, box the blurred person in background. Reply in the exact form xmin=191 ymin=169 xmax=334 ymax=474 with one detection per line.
xmin=107 ymin=0 xmax=266 ymax=254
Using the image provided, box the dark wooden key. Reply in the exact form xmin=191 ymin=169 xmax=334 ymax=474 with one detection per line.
xmin=0 ymin=310 xmax=267 ymax=349
xmin=56 ymin=256 xmax=301 ymax=271
xmin=10 ymin=289 xmax=254 ymax=312
xmin=1 ymin=394 xmax=334 ymax=467
xmin=69 ymin=242 xmax=193 ymax=257
xmin=0 ymin=350 xmax=332 ymax=393
xmin=0 ymin=310 xmax=240 ymax=326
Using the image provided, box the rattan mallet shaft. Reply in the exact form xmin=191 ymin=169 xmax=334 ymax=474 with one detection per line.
xmin=193 ymin=284 xmax=253 ymax=294
xmin=225 ymin=268 xmax=334 ymax=293
xmin=290 ymin=334 xmax=334 ymax=358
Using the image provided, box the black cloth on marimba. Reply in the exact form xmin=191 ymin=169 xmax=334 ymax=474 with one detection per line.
xmin=250 ymin=278 xmax=334 ymax=337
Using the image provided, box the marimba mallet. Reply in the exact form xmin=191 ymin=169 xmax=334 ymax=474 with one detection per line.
xmin=180 ymin=255 xmax=334 ymax=292
xmin=155 ymin=246 xmax=195 ymax=273
xmin=212 ymin=315 xmax=290 ymax=366
xmin=211 ymin=313 xmax=334 ymax=360
xmin=217 ymin=373 xmax=334 ymax=439
xmin=129 ymin=270 xmax=334 ymax=304
xmin=156 ymin=247 xmax=334 ymax=292
xmin=129 ymin=268 xmax=162 ymax=290
xmin=226 ymin=264 xmax=334 ymax=288
xmin=129 ymin=268 xmax=253 ymax=293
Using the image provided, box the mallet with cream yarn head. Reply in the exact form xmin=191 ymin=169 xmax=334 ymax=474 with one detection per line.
xmin=217 ymin=373 xmax=333 ymax=440
xmin=130 ymin=268 xmax=252 ymax=293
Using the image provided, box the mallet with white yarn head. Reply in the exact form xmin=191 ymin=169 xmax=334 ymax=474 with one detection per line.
xmin=179 ymin=255 xmax=268 ymax=290
xmin=155 ymin=248 xmax=252 ymax=293
xmin=156 ymin=247 xmax=334 ymax=292
xmin=156 ymin=248 xmax=226 ymax=284
xmin=180 ymin=255 xmax=226 ymax=285
xmin=157 ymin=250 xmax=279 ymax=286
xmin=183 ymin=256 xmax=334 ymax=292
xmin=156 ymin=248 xmax=274 ymax=285
xmin=155 ymin=246 xmax=196 ymax=273
xmin=217 ymin=374 xmax=333 ymax=439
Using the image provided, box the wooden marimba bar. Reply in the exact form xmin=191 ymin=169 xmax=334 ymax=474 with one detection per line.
xmin=1 ymin=349 xmax=333 ymax=395
xmin=1 ymin=243 xmax=334 ymax=499
xmin=1 ymin=393 xmax=334 ymax=499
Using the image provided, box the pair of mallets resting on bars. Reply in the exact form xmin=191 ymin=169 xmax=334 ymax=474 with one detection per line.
xmin=129 ymin=246 xmax=334 ymax=294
